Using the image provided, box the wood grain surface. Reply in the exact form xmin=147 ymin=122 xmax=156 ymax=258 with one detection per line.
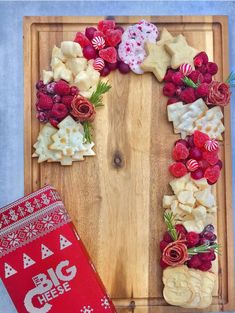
xmin=24 ymin=16 xmax=235 ymax=312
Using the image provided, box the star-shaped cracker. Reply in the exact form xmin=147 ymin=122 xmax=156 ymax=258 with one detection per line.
xmin=141 ymin=28 xmax=175 ymax=82
xmin=165 ymin=34 xmax=198 ymax=69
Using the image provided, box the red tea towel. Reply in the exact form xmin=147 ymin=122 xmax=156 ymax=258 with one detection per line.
xmin=0 ymin=185 xmax=116 ymax=313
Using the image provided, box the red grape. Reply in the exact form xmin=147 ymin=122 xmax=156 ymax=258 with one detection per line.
xmin=100 ymin=65 xmax=111 ymax=77
xmin=83 ymin=45 xmax=96 ymax=60
xmin=187 ymin=135 xmax=195 ymax=147
xmin=190 ymin=168 xmax=204 ymax=180
xmin=115 ymin=25 xmax=125 ymax=33
xmin=216 ymin=159 xmax=223 ymax=169
xmin=204 ymin=224 xmax=215 ymax=233
xmin=107 ymin=61 xmax=118 ymax=71
xmin=203 ymin=231 xmax=217 ymax=242
xmin=85 ymin=27 xmax=97 ymax=40
xmin=118 ymin=61 xmax=131 ymax=74
xmin=189 ymin=147 xmax=203 ymax=160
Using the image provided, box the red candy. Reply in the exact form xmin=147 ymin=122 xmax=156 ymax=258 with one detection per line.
xmin=169 ymin=162 xmax=188 ymax=178
xmin=204 ymin=165 xmax=220 ymax=184
xmin=193 ymin=130 xmax=210 ymax=148
xmin=92 ymin=36 xmax=105 ymax=50
xmin=97 ymin=20 xmax=115 ymax=34
xmin=105 ymin=29 xmax=122 ymax=47
xmin=74 ymin=32 xmax=91 ymax=48
xmin=186 ymin=159 xmax=199 ymax=172
xmin=172 ymin=143 xmax=189 ymax=161
xmin=202 ymin=151 xmax=219 ymax=166
xmin=99 ymin=47 xmax=117 ymax=63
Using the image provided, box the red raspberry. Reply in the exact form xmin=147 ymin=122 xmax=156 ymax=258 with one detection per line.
xmin=195 ymin=83 xmax=209 ymax=98
xmin=169 ymin=162 xmax=187 ymax=178
xmin=172 ymin=143 xmax=189 ymax=161
xmin=163 ymin=231 xmax=173 ymax=243
xmin=37 ymin=93 xmax=53 ymax=110
xmin=206 ymin=62 xmax=218 ymax=75
xmin=171 ymin=72 xmax=184 ymax=86
xmin=36 ymin=111 xmax=49 ymax=123
xmin=164 ymin=69 xmax=175 ymax=82
xmin=180 ymin=87 xmax=196 ymax=103
xmin=61 ymin=95 xmax=74 ymax=109
xmin=216 ymin=160 xmax=223 ymax=169
xmin=198 ymin=250 xmax=216 ymax=262
xmin=194 ymin=55 xmax=203 ymax=67
xmin=203 ymin=73 xmax=212 ymax=84
xmin=70 ymin=86 xmax=79 ymax=96
xmin=198 ymin=159 xmax=210 ymax=171
xmin=186 ymin=232 xmax=200 ymax=248
xmin=198 ymin=261 xmax=212 ymax=271
xmin=49 ymin=117 xmax=59 ymax=128
xmin=97 ymin=20 xmax=115 ymax=34
xmin=51 ymin=103 xmax=68 ymax=120
xmin=93 ymin=30 xmax=105 ymax=39
xmin=197 ymin=64 xmax=207 ymax=74
xmin=54 ymin=80 xmax=70 ymax=96
xmin=160 ymin=257 xmax=169 ymax=269
xmin=188 ymin=70 xmax=204 ymax=84
xmin=196 ymin=51 xmax=209 ymax=64
xmin=159 ymin=240 xmax=169 ymax=252
xmin=175 ymin=86 xmax=183 ymax=97
xmin=167 ymin=97 xmax=179 ymax=105
xmin=163 ymin=82 xmax=176 ymax=97
xmin=175 ymin=224 xmax=188 ymax=236
xmin=74 ymin=32 xmax=91 ymax=48
xmin=193 ymin=130 xmax=210 ymax=148
xmin=202 ymin=151 xmax=219 ymax=166
xmin=187 ymin=255 xmax=202 ymax=269
xmin=204 ymin=165 xmax=220 ymax=184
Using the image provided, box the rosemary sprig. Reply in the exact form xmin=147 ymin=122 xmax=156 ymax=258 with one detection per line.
xmin=188 ymin=243 xmax=221 ymax=256
xmin=163 ymin=212 xmax=178 ymax=241
xmin=183 ymin=77 xmax=200 ymax=89
xmin=225 ymin=71 xmax=235 ymax=87
xmin=89 ymin=81 xmax=112 ymax=108
xmin=83 ymin=121 xmax=93 ymax=144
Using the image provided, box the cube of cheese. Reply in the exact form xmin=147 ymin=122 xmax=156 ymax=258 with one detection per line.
xmin=52 ymin=46 xmax=67 ymax=62
xmin=163 ymin=195 xmax=176 ymax=208
xmin=66 ymin=58 xmax=87 ymax=75
xmin=193 ymin=177 xmax=209 ymax=190
xmin=183 ymin=220 xmax=204 ymax=233
xmin=185 ymin=181 xmax=198 ymax=192
xmin=192 ymin=205 xmax=207 ymax=221
xmin=74 ymin=71 xmax=91 ymax=91
xmin=51 ymin=57 xmax=64 ymax=70
xmin=43 ymin=70 xmax=53 ymax=84
xmin=53 ymin=66 xmax=73 ymax=83
xmin=179 ymin=203 xmax=192 ymax=214
xmin=61 ymin=41 xmax=83 ymax=58
xmin=194 ymin=188 xmax=216 ymax=208
xmin=170 ymin=200 xmax=183 ymax=216
xmin=79 ymin=85 xmax=96 ymax=99
xmin=169 ymin=175 xmax=189 ymax=195
xmin=177 ymin=190 xmax=196 ymax=206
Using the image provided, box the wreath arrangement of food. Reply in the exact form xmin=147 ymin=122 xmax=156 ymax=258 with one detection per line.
xmin=32 ymin=19 xmax=234 ymax=309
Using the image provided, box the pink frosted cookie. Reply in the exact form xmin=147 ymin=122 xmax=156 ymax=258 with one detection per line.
xmin=118 ymin=20 xmax=159 ymax=74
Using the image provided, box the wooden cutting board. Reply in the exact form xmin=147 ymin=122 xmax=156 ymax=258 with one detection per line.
xmin=24 ymin=16 xmax=235 ymax=312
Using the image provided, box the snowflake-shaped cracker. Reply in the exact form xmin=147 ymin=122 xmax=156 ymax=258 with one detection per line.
xmin=101 ymin=297 xmax=110 ymax=309
xmin=80 ymin=306 xmax=94 ymax=313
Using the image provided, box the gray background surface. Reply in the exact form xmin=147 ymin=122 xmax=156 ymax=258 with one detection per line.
xmin=0 ymin=1 xmax=234 ymax=312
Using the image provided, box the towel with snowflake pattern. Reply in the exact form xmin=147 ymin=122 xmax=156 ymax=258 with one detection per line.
xmin=0 ymin=185 xmax=116 ymax=313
